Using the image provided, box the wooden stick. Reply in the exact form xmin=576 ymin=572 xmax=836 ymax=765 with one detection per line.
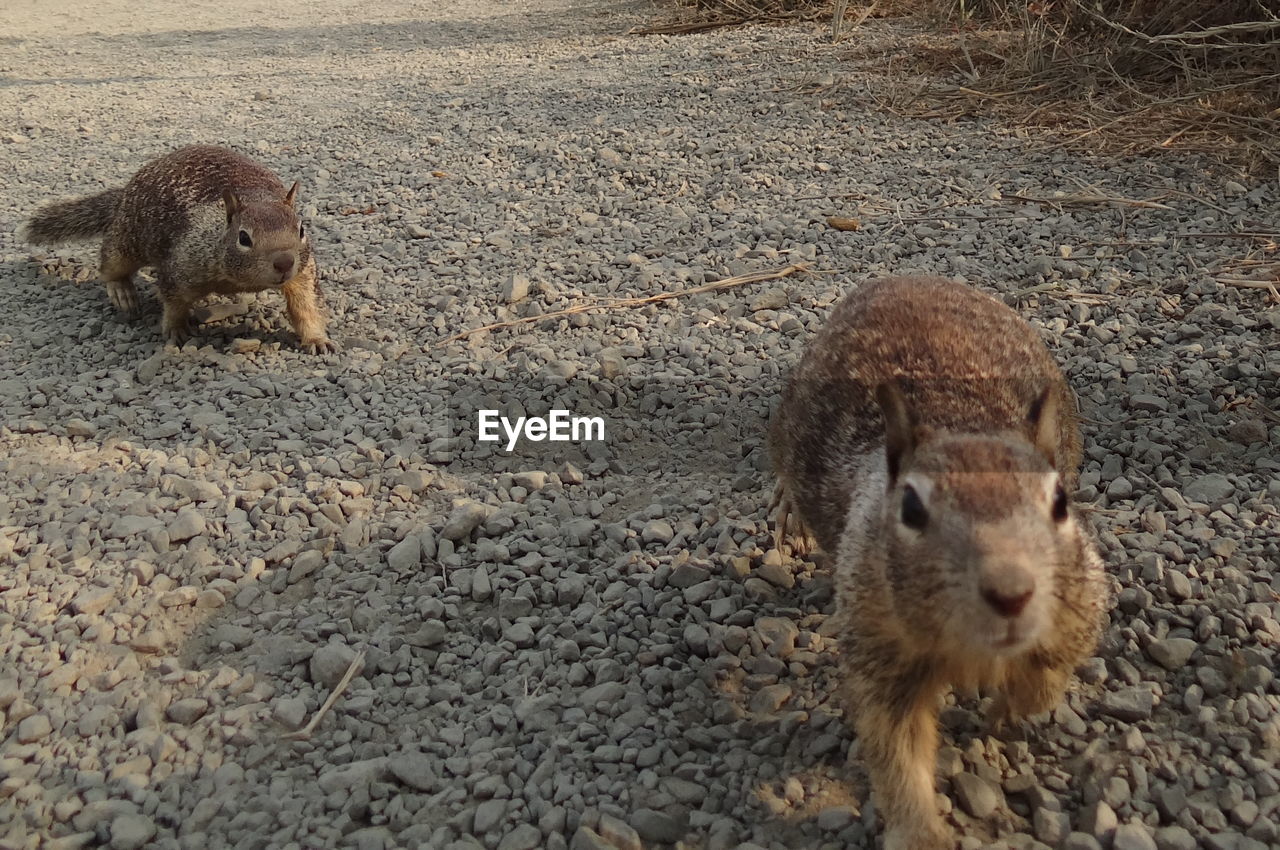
xmin=433 ymin=262 xmax=811 ymax=348
xmin=1004 ymin=192 xmax=1173 ymax=210
xmin=1216 ymin=278 xmax=1280 ymax=301
xmin=282 ymin=650 xmax=366 ymax=740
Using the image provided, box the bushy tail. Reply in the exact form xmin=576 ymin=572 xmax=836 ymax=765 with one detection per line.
xmin=22 ymin=188 xmax=123 ymax=245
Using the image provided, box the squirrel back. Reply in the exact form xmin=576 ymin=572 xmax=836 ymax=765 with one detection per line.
xmin=107 ymin=145 xmax=305 ymax=276
xmin=769 ymin=274 xmax=1082 ymax=554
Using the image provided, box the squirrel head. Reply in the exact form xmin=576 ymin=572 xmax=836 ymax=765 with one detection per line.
xmin=871 ymin=381 xmax=1092 ymax=658
xmin=221 ymin=182 xmax=307 ymax=288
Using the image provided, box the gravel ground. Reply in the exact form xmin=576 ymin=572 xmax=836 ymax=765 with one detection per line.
xmin=1 ymin=1 xmax=1279 ymax=849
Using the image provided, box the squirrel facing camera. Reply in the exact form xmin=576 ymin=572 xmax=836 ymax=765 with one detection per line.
xmin=221 ymin=181 xmax=308 ymax=292
xmin=768 ymin=274 xmax=1107 ymax=850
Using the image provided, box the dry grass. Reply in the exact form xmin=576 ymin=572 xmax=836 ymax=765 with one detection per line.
xmin=631 ymin=0 xmax=832 ymax=35
xmin=637 ymin=0 xmax=1280 ymax=170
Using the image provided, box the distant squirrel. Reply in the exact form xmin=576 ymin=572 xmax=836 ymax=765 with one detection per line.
xmin=769 ymin=275 xmax=1107 ymax=850
xmin=22 ymin=144 xmax=334 ymax=353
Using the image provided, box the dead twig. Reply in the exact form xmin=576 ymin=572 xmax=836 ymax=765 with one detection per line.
xmin=282 ymin=650 xmax=366 ymax=740
xmin=434 ymin=262 xmax=811 ymax=348
xmin=1216 ymin=275 xmax=1280 ymax=301
xmin=1004 ymin=192 xmax=1173 ymax=210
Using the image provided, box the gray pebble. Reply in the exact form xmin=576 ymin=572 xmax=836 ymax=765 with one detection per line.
xmin=109 ymin=814 xmax=156 ymax=850
xmin=1112 ymin=823 xmax=1157 ymax=850
xmin=953 ymin=773 xmax=1002 ymax=819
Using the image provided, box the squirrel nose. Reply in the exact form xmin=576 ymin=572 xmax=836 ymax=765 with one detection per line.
xmin=273 ymin=254 xmax=295 ymax=276
xmin=982 ymin=584 xmax=1035 ymax=619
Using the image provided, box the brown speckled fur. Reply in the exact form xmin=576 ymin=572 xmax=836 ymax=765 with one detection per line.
xmin=24 ymin=145 xmax=333 ymax=353
xmin=769 ymin=275 xmax=1107 ymax=850
xmin=770 ymin=275 xmax=1081 ymax=554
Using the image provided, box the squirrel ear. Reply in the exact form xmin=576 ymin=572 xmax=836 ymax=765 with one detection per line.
xmin=876 ymin=381 xmax=915 ymax=482
xmin=223 ymin=190 xmax=240 ymax=224
xmin=283 ymin=181 xmax=299 ymax=207
xmin=1027 ymin=385 xmax=1060 ymax=466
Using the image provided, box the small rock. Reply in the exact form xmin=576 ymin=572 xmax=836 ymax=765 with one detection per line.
xmin=756 ymin=561 xmax=794 ymax=588
xmin=242 ymin=472 xmax=276 ymax=492
xmin=513 ymin=470 xmax=548 ymax=491
xmin=310 ymin=644 xmax=359 ymax=689
xmin=1035 ymin=808 xmax=1071 ymax=846
xmin=288 ymin=550 xmax=325 ymax=583
xmin=17 ymin=714 xmax=52 ymax=743
xmin=136 ymin=353 xmax=165 ymax=384
xmin=169 ymin=509 xmax=208 ymax=542
xmin=1182 ymin=473 xmax=1234 ymax=505
xmin=1112 ymin=823 xmax=1157 ymax=850
xmin=110 ymin=813 xmax=156 ymax=850
xmin=407 ymin=620 xmax=448 ymax=648
xmin=668 ymin=562 xmax=710 ymax=588
xmin=502 ymin=274 xmax=530 ymax=303
xmin=1164 ymin=570 xmax=1193 ymax=600
xmin=1146 ymin=638 xmax=1196 ymax=671
xmin=474 ymin=798 xmax=507 ymax=833
xmin=597 ymin=814 xmax=642 ymax=850
xmin=1099 ymin=688 xmax=1154 ymax=721
xmin=195 ymin=589 xmax=225 ymax=609
xmin=598 ymin=348 xmax=626 ymax=379
xmin=230 ymin=338 xmax=261 ymax=354
xmin=496 ymin=824 xmax=542 ymax=850
xmin=815 ymin=806 xmax=857 ymax=832
xmin=1153 ymin=826 xmax=1196 ymax=850
xmin=71 ymin=586 xmax=114 ymax=616
xmin=273 ymin=697 xmax=307 ymax=730
xmin=66 ymin=418 xmax=96 ymax=437
xmin=387 ymin=755 xmax=437 ymax=792
xmin=953 ymin=773 xmax=1001 ymax=819
xmin=570 ymin=828 xmax=613 ymax=850
xmin=0 ymin=679 xmax=18 ymax=708
xmin=387 ymin=535 xmax=421 ymax=571
xmin=750 ymin=684 xmax=792 ymax=714
xmin=400 ymin=470 xmax=433 ymax=492
xmin=1128 ymin=395 xmax=1167 ymax=413
xmin=641 ymin=519 xmax=674 ymax=545
xmin=442 ymin=501 xmax=489 ymax=541
xmin=166 ymin=698 xmax=209 ymax=725
xmin=750 ymin=289 xmax=788 ymax=311
xmin=159 ymin=587 xmax=197 ymax=607
xmin=630 ymin=809 xmax=684 ymax=844
xmin=503 ymin=622 xmax=535 ymax=648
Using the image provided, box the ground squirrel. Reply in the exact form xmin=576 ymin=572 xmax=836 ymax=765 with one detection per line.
xmin=22 ymin=144 xmax=334 ymax=353
xmin=769 ymin=275 xmax=1107 ymax=850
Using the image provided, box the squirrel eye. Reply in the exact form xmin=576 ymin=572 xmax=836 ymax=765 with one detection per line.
xmin=900 ymin=484 xmax=928 ymax=531
xmin=1051 ymin=484 xmax=1069 ymax=523
xmin=298 ymin=223 xmax=306 ymax=239
xmin=238 ymin=230 xmax=253 ymax=248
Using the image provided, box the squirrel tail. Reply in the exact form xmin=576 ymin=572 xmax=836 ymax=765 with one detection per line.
xmin=22 ymin=188 xmax=123 ymax=245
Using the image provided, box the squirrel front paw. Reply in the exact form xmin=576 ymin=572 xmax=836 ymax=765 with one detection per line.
xmin=106 ymin=279 xmax=141 ymax=318
xmin=300 ymin=337 xmax=337 ymax=355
